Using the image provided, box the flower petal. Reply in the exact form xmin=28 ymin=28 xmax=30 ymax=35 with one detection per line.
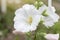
xmin=39 ymin=5 xmax=47 ymax=14
xmin=30 ymin=15 xmax=41 ymax=31
xmin=47 ymin=7 xmax=59 ymax=22
xmin=45 ymin=34 xmax=59 ymax=40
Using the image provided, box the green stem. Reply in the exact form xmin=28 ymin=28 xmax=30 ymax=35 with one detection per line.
xmin=33 ymin=29 xmax=38 ymax=40
xmin=33 ymin=23 xmax=47 ymax=40
xmin=33 ymin=23 xmax=41 ymax=40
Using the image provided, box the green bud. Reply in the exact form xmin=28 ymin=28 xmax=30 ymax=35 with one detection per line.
xmin=39 ymin=2 xmax=43 ymax=4
xmin=34 ymin=1 xmax=44 ymax=9
xmin=35 ymin=1 xmax=38 ymax=5
xmin=34 ymin=1 xmax=38 ymax=7
xmin=34 ymin=1 xmax=39 ymax=9
xmin=42 ymin=10 xmax=48 ymax=16
xmin=39 ymin=1 xmax=44 ymax=7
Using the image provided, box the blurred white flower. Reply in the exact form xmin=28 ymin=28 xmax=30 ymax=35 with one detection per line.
xmin=39 ymin=5 xmax=59 ymax=27
xmin=1 ymin=0 xmax=7 ymax=13
xmin=13 ymin=4 xmax=41 ymax=33
xmin=0 ymin=31 xmax=3 ymax=36
xmin=50 ymin=6 xmax=56 ymax=12
xmin=44 ymin=34 xmax=59 ymax=40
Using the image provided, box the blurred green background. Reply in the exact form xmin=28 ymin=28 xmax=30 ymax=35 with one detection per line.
xmin=0 ymin=0 xmax=60 ymax=40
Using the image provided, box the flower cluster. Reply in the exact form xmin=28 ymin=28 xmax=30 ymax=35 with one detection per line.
xmin=13 ymin=0 xmax=60 ymax=39
xmin=13 ymin=4 xmax=59 ymax=33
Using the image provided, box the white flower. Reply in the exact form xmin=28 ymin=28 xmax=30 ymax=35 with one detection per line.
xmin=13 ymin=4 xmax=41 ymax=33
xmin=50 ymin=6 xmax=56 ymax=12
xmin=39 ymin=5 xmax=59 ymax=27
xmin=44 ymin=34 xmax=59 ymax=40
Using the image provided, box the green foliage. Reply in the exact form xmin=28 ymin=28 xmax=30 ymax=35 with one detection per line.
xmin=14 ymin=35 xmax=20 ymax=40
xmin=53 ymin=21 xmax=60 ymax=33
xmin=0 ymin=4 xmax=15 ymax=37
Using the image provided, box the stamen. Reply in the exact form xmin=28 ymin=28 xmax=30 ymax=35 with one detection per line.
xmin=27 ymin=16 xmax=32 ymax=24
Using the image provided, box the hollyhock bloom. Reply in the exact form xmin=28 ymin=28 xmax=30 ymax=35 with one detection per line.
xmin=39 ymin=5 xmax=59 ymax=27
xmin=13 ymin=4 xmax=41 ymax=33
xmin=44 ymin=34 xmax=59 ymax=40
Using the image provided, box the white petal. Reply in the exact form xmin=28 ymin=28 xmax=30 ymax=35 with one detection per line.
xmin=42 ymin=16 xmax=54 ymax=27
xmin=39 ymin=5 xmax=47 ymax=14
xmin=15 ymin=8 xmax=24 ymax=16
xmin=31 ymin=15 xmax=41 ymax=31
xmin=14 ymin=21 xmax=31 ymax=32
xmin=51 ymin=6 xmax=56 ymax=12
xmin=23 ymin=4 xmax=36 ymax=11
xmin=23 ymin=4 xmax=38 ymax=16
xmin=47 ymin=7 xmax=59 ymax=22
xmin=45 ymin=34 xmax=59 ymax=40
xmin=43 ymin=21 xmax=54 ymax=27
xmin=14 ymin=15 xmax=27 ymax=22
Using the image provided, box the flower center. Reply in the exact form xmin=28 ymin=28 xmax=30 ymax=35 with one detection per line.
xmin=27 ymin=16 xmax=32 ymax=24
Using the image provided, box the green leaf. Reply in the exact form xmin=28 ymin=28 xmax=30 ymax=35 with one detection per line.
xmin=14 ymin=35 xmax=20 ymax=40
xmin=25 ymin=32 xmax=34 ymax=40
xmin=34 ymin=23 xmax=47 ymax=40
